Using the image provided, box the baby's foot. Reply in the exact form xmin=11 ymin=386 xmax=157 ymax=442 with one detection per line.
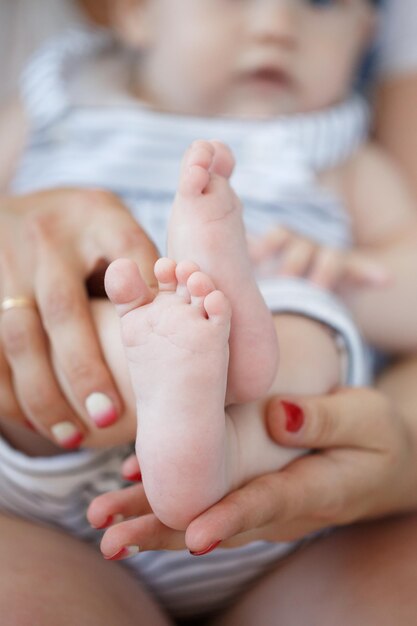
xmin=105 ymin=257 xmax=234 ymax=530
xmin=168 ymin=140 xmax=278 ymax=404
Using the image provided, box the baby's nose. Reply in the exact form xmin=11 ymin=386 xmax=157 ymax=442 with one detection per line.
xmin=247 ymin=0 xmax=300 ymax=47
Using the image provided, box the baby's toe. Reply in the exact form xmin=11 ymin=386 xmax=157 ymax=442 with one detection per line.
xmin=204 ymin=290 xmax=232 ymax=325
xmin=179 ymin=141 xmax=215 ymax=196
xmin=154 ymin=257 xmax=178 ymax=292
xmin=209 ymin=141 xmax=235 ymax=179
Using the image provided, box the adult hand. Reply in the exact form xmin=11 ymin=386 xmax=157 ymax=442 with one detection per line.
xmin=0 ymin=188 xmax=158 ymax=448
xmin=88 ymin=386 xmax=417 ymax=557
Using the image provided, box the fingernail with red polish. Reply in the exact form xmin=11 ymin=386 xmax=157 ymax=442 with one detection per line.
xmin=93 ymin=514 xmax=124 ymax=530
xmin=190 ymin=540 xmax=221 ymax=556
xmin=282 ymin=401 xmax=305 ymax=433
xmin=86 ymin=393 xmax=118 ymax=428
xmin=124 ymin=471 xmax=142 ymax=482
xmin=104 ymin=545 xmax=139 ymax=561
xmin=51 ymin=422 xmax=84 ymax=449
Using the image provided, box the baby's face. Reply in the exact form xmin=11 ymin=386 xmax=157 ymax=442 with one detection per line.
xmin=119 ymin=0 xmax=375 ymax=118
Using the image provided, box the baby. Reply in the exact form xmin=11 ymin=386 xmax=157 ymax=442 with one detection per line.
xmin=96 ymin=0 xmax=417 ymax=532
xmin=0 ymin=0 xmax=416 ymax=611
xmin=1 ymin=0 xmax=417 ymax=617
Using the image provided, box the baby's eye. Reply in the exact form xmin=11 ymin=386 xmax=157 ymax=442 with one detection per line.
xmin=306 ymin=0 xmax=337 ymax=7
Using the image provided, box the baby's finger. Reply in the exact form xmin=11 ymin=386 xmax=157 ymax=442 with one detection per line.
xmin=343 ymin=252 xmax=392 ymax=287
xmin=265 ymin=388 xmax=392 ymax=452
xmin=87 ymin=484 xmax=152 ymax=530
xmin=278 ymin=239 xmax=316 ymax=277
xmin=100 ymin=514 xmax=186 ymax=558
xmin=249 ymin=227 xmax=291 ymax=263
xmin=308 ymin=248 xmax=343 ymax=289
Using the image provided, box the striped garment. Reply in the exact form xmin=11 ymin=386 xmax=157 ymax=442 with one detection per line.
xmin=2 ymin=28 xmax=370 ymax=618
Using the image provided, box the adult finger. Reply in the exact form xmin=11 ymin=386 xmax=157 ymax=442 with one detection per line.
xmin=121 ymin=454 xmax=142 ymax=481
xmin=265 ymin=388 xmax=392 ymax=452
xmin=0 ymin=331 xmax=26 ymax=425
xmin=100 ymin=514 xmax=186 ymax=559
xmin=185 ymin=447 xmax=378 ymax=551
xmin=0 ymin=244 xmax=87 ymax=444
xmin=88 ymin=484 xmax=152 ymax=530
xmin=184 ymin=462 xmax=327 ymax=550
xmin=33 ymin=233 xmax=121 ymax=430
xmin=1 ymin=306 xmax=86 ymax=447
xmin=89 ymin=199 xmax=159 ymax=291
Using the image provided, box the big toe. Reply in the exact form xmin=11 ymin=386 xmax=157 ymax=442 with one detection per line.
xmin=210 ymin=141 xmax=235 ymax=179
xmin=179 ymin=140 xmax=214 ymax=197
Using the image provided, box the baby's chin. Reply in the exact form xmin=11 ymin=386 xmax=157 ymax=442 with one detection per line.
xmin=217 ymin=84 xmax=345 ymax=119
xmin=219 ymin=93 xmax=313 ymax=120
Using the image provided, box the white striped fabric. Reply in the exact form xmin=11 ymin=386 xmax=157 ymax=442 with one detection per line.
xmin=1 ymin=28 xmax=371 ymax=618
xmin=0 ymin=433 xmax=302 ymax=618
xmin=13 ymin=28 xmax=370 ymax=256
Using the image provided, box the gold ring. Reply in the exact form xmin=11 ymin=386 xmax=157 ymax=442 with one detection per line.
xmin=0 ymin=296 xmax=37 ymax=313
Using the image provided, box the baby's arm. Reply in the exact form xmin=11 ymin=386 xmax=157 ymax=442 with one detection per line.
xmin=335 ymin=144 xmax=417 ymax=352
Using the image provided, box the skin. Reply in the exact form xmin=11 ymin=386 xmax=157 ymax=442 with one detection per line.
xmin=0 ymin=0 xmax=376 ymax=448
xmin=1 ymin=0 xmax=417 ymax=623
xmin=0 ymin=189 xmax=158 ymax=449
xmin=113 ymin=0 xmax=375 ymax=118
xmin=375 ymin=73 xmax=417 ymax=198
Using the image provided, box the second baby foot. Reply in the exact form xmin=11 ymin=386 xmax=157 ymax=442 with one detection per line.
xmin=105 ymin=257 xmax=234 ymax=530
xmin=168 ymin=140 xmax=278 ymax=404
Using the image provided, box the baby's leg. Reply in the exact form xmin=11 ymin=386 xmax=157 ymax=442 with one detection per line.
xmin=85 ymin=302 xmax=342 ymax=544
xmin=226 ymin=313 xmax=341 ymax=488
xmin=168 ymin=140 xmax=278 ymax=404
xmin=105 ymin=257 xmax=236 ymax=529
xmin=104 ymin=257 xmax=341 ymax=530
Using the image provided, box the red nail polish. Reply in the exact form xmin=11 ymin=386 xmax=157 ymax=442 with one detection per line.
xmin=94 ymin=515 xmax=114 ymax=530
xmin=190 ymin=540 xmax=221 ymax=556
xmin=61 ymin=432 xmax=84 ymax=450
xmin=104 ymin=546 xmax=139 ymax=561
xmin=93 ymin=408 xmax=118 ymax=429
xmin=124 ymin=471 xmax=142 ymax=482
xmin=282 ymin=401 xmax=304 ymax=433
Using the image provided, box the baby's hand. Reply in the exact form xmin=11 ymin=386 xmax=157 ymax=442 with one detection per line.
xmin=248 ymin=226 xmax=391 ymax=291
